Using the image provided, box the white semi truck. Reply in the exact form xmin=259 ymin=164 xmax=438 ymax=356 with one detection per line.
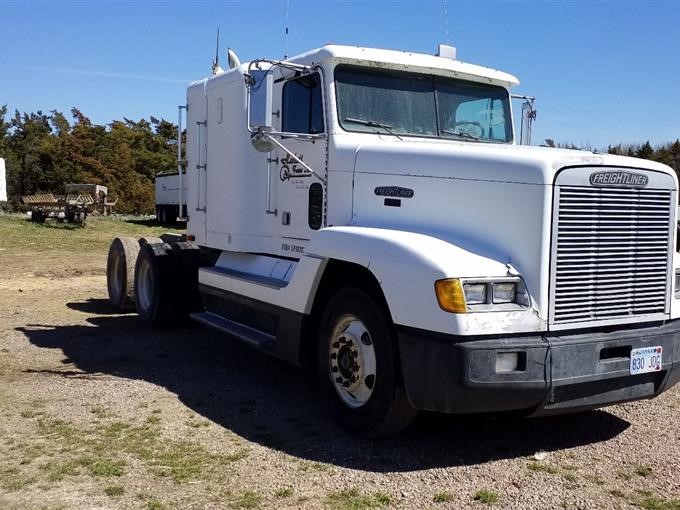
xmin=107 ymin=44 xmax=680 ymax=436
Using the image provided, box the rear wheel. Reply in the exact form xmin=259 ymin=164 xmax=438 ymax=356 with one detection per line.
xmin=107 ymin=237 xmax=140 ymax=312
xmin=318 ymin=288 xmax=417 ymax=437
xmin=134 ymin=242 xmax=179 ymax=327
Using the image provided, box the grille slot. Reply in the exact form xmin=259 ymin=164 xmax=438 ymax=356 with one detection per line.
xmin=552 ymin=185 xmax=672 ymax=324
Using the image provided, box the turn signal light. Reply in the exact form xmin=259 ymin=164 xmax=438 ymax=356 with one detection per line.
xmin=434 ymin=278 xmax=467 ymax=313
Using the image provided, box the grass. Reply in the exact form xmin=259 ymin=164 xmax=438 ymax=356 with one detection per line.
xmin=104 ymin=485 xmax=125 ymax=496
xmin=527 ymin=461 xmax=559 ymax=474
xmin=562 ymin=472 xmax=577 ymax=482
xmin=274 ymin=487 xmax=293 ymax=498
xmin=636 ymin=496 xmax=680 ymax=510
xmin=186 ymin=417 xmax=211 ymax=428
xmin=374 ymin=493 xmax=391 ymax=505
xmin=88 ymin=459 xmax=125 ymax=477
xmin=297 ymin=460 xmax=330 ymax=472
xmin=326 ymin=488 xmax=390 ymax=510
xmin=147 ymin=499 xmax=167 ymax=510
xmin=40 ymin=455 xmax=125 ymax=482
xmin=635 ymin=465 xmax=654 ymax=477
xmin=433 ymin=492 xmax=454 ymax=503
xmin=225 ymin=448 xmax=250 ymax=462
xmin=35 ymin=417 xmax=235 ymax=483
xmin=0 ymin=214 xmax=169 ymax=254
xmin=0 ymin=467 xmax=35 ymax=491
xmin=41 ymin=460 xmax=82 ymax=482
xmin=0 ymin=214 xmax=170 ymax=278
xmin=233 ymin=490 xmax=263 ymax=509
xmin=473 ymin=489 xmax=499 ymax=505
xmin=20 ymin=409 xmax=44 ymax=419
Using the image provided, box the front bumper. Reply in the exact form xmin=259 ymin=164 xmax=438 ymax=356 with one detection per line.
xmin=397 ymin=320 xmax=680 ymax=415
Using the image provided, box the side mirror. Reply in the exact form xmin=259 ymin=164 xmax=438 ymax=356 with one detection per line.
xmin=248 ymin=70 xmax=273 ymax=131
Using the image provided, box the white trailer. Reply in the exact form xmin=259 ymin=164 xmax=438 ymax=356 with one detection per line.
xmin=154 ymin=172 xmax=187 ymax=223
xmin=0 ymin=158 xmax=7 ymax=202
xmin=108 ymin=44 xmax=680 ymax=436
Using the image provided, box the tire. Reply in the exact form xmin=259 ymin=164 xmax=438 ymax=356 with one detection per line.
xmin=134 ymin=242 xmax=179 ymax=327
xmin=106 ymin=237 xmax=140 ymax=312
xmin=138 ymin=236 xmax=163 ymax=246
xmin=317 ymin=288 xmax=417 ymax=437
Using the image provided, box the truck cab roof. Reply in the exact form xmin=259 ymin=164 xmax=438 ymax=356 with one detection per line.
xmin=193 ymin=44 xmax=520 ymax=90
xmin=287 ymin=44 xmax=520 ymax=88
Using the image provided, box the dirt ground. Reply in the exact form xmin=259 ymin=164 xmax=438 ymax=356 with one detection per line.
xmin=0 ymin=214 xmax=679 ymax=510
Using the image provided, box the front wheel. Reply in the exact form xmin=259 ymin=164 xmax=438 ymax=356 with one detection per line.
xmin=318 ymin=288 xmax=417 ymax=437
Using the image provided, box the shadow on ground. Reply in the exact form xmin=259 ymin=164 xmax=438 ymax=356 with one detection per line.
xmin=124 ymin=218 xmax=184 ymax=228
xmin=18 ymin=298 xmax=631 ymax=472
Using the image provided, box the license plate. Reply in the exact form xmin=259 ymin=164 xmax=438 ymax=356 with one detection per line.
xmin=630 ymin=346 xmax=663 ymax=375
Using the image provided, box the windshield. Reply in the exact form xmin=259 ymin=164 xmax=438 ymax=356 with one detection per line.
xmin=335 ymin=65 xmax=512 ymax=143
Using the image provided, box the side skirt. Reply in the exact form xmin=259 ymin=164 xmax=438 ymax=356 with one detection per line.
xmin=193 ymin=283 xmax=308 ymax=366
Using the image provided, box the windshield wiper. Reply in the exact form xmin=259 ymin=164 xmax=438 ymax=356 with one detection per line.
xmin=440 ymin=129 xmax=480 ymax=142
xmin=344 ymin=117 xmax=403 ymax=140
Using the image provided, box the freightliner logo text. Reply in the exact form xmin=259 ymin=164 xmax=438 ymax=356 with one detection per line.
xmin=589 ymin=171 xmax=648 ymax=188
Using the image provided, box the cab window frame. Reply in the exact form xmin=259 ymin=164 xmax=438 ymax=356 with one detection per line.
xmin=281 ymin=72 xmax=325 ymax=134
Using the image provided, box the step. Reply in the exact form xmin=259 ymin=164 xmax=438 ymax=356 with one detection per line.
xmin=190 ymin=311 xmax=275 ymax=349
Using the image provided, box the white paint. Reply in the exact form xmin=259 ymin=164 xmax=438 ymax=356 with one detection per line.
xmin=155 ymin=173 xmax=187 ymax=206
xmin=0 ymin=158 xmax=6 ymax=202
xmin=184 ymin=44 xmax=680 ymax=337
xmin=198 ymin=252 xmax=327 ymax=314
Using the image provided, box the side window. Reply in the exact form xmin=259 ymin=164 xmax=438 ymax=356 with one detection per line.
xmin=282 ymin=73 xmax=324 ymax=134
xmin=453 ymin=98 xmax=507 ymax=141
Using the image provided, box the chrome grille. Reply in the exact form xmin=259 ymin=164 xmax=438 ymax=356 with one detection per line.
xmin=552 ymin=185 xmax=672 ymax=324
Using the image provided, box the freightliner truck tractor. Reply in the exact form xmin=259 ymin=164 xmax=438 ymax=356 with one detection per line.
xmin=107 ymin=44 xmax=680 ymax=436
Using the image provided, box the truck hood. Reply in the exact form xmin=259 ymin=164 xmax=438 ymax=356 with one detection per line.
xmin=352 ymin=138 xmax=676 ymax=186
xmin=348 ymin=139 xmax=677 ymax=322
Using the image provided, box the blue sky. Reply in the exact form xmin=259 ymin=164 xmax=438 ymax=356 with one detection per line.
xmin=1 ymin=0 xmax=679 ymax=149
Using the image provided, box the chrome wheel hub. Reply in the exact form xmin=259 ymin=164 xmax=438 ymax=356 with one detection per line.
xmin=329 ymin=315 xmax=377 ymax=408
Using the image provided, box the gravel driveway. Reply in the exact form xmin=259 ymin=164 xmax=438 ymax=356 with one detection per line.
xmin=0 ymin=220 xmax=678 ymax=510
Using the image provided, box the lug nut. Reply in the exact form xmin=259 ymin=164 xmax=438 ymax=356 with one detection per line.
xmin=361 ymin=332 xmax=372 ymax=345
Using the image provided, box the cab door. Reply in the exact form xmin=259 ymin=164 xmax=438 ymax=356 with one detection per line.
xmin=269 ymin=72 xmax=327 ymax=247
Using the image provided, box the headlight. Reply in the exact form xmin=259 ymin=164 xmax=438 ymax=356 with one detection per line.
xmin=463 ymin=283 xmax=487 ymax=304
xmin=435 ymin=277 xmax=530 ymax=313
xmin=492 ymin=282 xmax=515 ymax=303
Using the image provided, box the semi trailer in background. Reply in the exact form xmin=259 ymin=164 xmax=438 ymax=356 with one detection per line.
xmin=155 ymin=172 xmax=187 ymax=224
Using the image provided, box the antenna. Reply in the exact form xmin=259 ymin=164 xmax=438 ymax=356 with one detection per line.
xmin=284 ymin=0 xmax=290 ymax=59
xmin=211 ymin=29 xmax=222 ymax=75
xmin=443 ymin=0 xmax=450 ymax=45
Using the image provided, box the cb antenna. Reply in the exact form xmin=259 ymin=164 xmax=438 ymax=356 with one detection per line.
xmin=211 ymin=29 xmax=223 ymax=75
xmin=443 ymin=0 xmax=450 ymax=45
xmin=284 ymin=0 xmax=289 ymax=59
